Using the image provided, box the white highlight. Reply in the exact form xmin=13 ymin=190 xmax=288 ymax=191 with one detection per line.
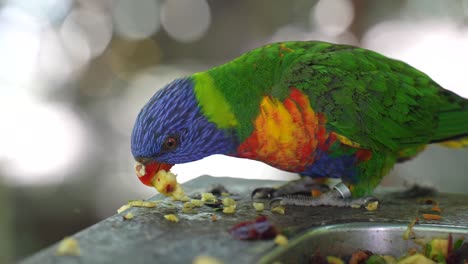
xmin=161 ymin=0 xmax=211 ymax=42
xmin=363 ymin=20 xmax=468 ymax=98
xmin=312 ymin=0 xmax=354 ymax=36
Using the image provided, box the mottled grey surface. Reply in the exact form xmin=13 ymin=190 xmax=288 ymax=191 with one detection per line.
xmin=21 ymin=176 xmax=468 ymax=264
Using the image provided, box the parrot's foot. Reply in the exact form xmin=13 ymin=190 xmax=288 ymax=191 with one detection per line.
xmin=268 ymin=183 xmax=379 ymax=209
xmin=251 ymin=177 xmax=331 ymax=199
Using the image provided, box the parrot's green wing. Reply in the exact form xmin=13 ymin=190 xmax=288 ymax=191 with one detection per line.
xmin=276 ymin=42 xmax=468 ymax=151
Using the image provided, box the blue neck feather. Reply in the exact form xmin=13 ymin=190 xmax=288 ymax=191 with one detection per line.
xmin=131 ymin=78 xmax=238 ymax=164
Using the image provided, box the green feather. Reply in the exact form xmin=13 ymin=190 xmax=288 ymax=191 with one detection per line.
xmin=196 ymin=41 xmax=467 ymax=196
xmin=192 ymin=73 xmax=238 ymax=129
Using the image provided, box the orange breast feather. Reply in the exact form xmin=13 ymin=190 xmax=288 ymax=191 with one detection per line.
xmin=237 ymin=88 xmax=329 ymax=171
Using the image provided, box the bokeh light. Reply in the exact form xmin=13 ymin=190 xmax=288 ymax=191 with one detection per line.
xmin=63 ymin=8 xmax=113 ymax=59
xmin=312 ymin=0 xmax=354 ymax=36
xmin=112 ymin=0 xmax=160 ymax=40
xmin=0 ymin=5 xmax=41 ymax=87
xmin=0 ymin=97 xmax=89 ymax=185
xmin=7 ymin=0 xmax=72 ymax=26
xmin=363 ymin=20 xmax=468 ymax=98
xmin=161 ymin=0 xmax=211 ymax=42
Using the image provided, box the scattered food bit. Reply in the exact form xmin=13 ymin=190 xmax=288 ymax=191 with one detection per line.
xmin=326 ymin=256 xmax=344 ymax=264
xmin=56 ymin=237 xmax=81 ymax=256
xmin=381 ymin=255 xmax=397 ymax=264
xmin=427 ymin=238 xmax=449 ymax=258
xmin=151 ymin=170 xmax=189 ymax=201
xmin=365 ymin=201 xmax=379 ymax=211
xmin=223 ymin=205 xmax=236 ymax=214
xmin=350 ymin=204 xmax=361 ymax=209
xmin=164 ymin=214 xmax=179 ymax=222
xmin=222 ymin=197 xmax=236 ymax=207
xmin=422 ymin=213 xmax=442 ymax=221
xmin=252 ymin=202 xmax=264 ymax=212
xmin=229 ymin=216 xmax=279 ymax=240
xmin=142 ymin=201 xmax=158 ymax=207
xmin=349 ymin=250 xmax=371 ymax=264
xmin=274 ymin=234 xmax=288 ymax=246
xmin=403 ymin=218 xmax=418 ymax=240
xmin=171 ymin=185 xmax=190 ymax=201
xmin=221 ymin=192 xmax=230 ymax=197
xmin=307 ymin=236 xmax=465 ymax=263
xmin=211 ymin=214 xmax=217 ymax=222
xmin=128 ymin=200 xmax=158 ymax=208
xmin=397 ymin=253 xmax=435 ymax=264
xmin=152 ymin=170 xmax=177 ymax=194
xmin=190 ymin=199 xmax=205 ymax=207
xmin=431 ymin=205 xmax=442 ymax=212
xmin=117 ymin=204 xmax=131 ymax=214
xmin=271 ymin=206 xmax=285 ymax=215
xmin=128 ymin=200 xmax=143 ymax=207
xmin=123 ymin=212 xmax=134 ymax=220
xmin=192 ymin=255 xmax=223 ymax=264
xmin=365 ymin=255 xmax=388 ymax=264
xmin=201 ymin=193 xmax=217 ymax=203
xmin=184 ymin=202 xmax=195 ymax=208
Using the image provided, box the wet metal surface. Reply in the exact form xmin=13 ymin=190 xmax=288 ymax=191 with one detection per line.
xmin=259 ymin=222 xmax=468 ymax=263
xmin=21 ymin=176 xmax=468 ymax=264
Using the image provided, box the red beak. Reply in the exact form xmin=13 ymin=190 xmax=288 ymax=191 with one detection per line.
xmin=135 ymin=161 xmax=174 ymax=186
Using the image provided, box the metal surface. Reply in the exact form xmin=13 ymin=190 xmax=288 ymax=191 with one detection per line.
xmin=20 ymin=176 xmax=468 ymax=264
xmin=259 ymin=222 xmax=468 ymax=263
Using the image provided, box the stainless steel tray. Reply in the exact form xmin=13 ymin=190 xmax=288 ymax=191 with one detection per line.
xmin=259 ymin=222 xmax=468 ymax=263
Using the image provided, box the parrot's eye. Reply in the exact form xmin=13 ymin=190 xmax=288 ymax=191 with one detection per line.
xmin=162 ymin=135 xmax=179 ymax=151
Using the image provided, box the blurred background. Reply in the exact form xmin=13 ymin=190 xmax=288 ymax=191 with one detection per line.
xmin=1 ymin=0 xmax=468 ymax=261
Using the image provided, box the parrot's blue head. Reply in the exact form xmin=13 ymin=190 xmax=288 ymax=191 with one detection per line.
xmin=131 ymin=78 xmax=237 ymax=186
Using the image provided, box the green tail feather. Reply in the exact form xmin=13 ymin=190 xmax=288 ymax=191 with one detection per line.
xmin=431 ymin=90 xmax=468 ymax=143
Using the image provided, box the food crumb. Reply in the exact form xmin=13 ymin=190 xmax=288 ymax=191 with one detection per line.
xmin=211 ymin=214 xmax=217 ymax=222
xmin=201 ymin=193 xmax=217 ymax=203
xmin=326 ymin=256 xmax=344 ymax=264
xmin=117 ymin=204 xmax=131 ymax=214
xmin=223 ymin=205 xmax=236 ymax=214
xmin=56 ymin=237 xmax=80 ymax=256
xmin=184 ymin=202 xmax=195 ymax=208
xmin=422 ymin=213 xmax=442 ymax=221
xmin=164 ymin=214 xmax=179 ymax=222
xmin=431 ymin=205 xmax=442 ymax=212
xmin=349 ymin=250 xmax=370 ymax=264
xmin=192 ymin=255 xmax=223 ymax=264
xmin=365 ymin=201 xmax=379 ymax=211
xmin=222 ymin=197 xmax=236 ymax=207
xmin=252 ymin=202 xmax=264 ymax=212
xmin=190 ymin=199 xmax=205 ymax=207
xmin=123 ymin=212 xmax=134 ymax=220
xmin=271 ymin=206 xmax=285 ymax=215
xmin=274 ymin=234 xmax=288 ymax=246
xmin=128 ymin=200 xmax=158 ymax=208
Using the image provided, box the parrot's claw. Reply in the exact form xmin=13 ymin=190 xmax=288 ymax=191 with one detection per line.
xmin=268 ymin=183 xmax=379 ymax=209
xmin=251 ymin=178 xmax=331 ymax=200
xmin=251 ymin=188 xmax=278 ymax=199
xmin=269 ymin=193 xmax=379 ymax=208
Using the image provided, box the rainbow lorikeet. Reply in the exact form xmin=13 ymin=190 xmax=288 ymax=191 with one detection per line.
xmin=131 ymin=41 xmax=468 ymax=204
